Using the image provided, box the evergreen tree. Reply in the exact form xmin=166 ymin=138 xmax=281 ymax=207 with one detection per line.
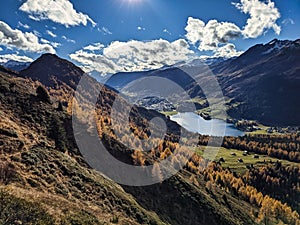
xmin=36 ymin=85 xmax=51 ymax=104
xmin=49 ymin=115 xmax=67 ymax=152
xmin=57 ymin=101 xmax=64 ymax=111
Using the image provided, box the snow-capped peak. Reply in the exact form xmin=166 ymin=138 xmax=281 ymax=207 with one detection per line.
xmin=262 ymin=39 xmax=292 ymax=55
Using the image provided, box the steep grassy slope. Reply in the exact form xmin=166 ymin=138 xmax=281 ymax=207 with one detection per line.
xmin=0 ymin=70 xmax=165 ymax=225
xmin=0 ymin=54 xmax=261 ymax=224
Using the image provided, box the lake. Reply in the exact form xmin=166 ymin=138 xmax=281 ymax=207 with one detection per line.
xmin=170 ymin=112 xmax=244 ymax=137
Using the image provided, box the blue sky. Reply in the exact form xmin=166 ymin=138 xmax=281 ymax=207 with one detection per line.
xmin=0 ymin=0 xmax=299 ymax=75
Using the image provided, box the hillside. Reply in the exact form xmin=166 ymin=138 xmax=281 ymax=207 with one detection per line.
xmin=0 ymin=53 xmax=299 ymax=225
xmin=0 ymin=69 xmax=166 ymax=225
xmin=217 ymin=39 xmax=300 ymax=125
xmin=0 ymin=55 xmax=260 ymax=225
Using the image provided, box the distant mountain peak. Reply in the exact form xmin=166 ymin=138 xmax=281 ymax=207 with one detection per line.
xmin=0 ymin=65 xmax=19 ymax=75
xmin=40 ymin=52 xmax=57 ymax=57
xmin=0 ymin=60 xmax=31 ymax=72
xmin=20 ymin=54 xmax=84 ymax=89
xmin=267 ymin=38 xmax=279 ymax=45
xmin=263 ymin=38 xmax=300 ymax=55
xmin=38 ymin=53 xmax=70 ymax=62
xmin=266 ymin=38 xmax=300 ymax=48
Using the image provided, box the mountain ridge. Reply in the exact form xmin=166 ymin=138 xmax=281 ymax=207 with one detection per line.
xmin=103 ymin=38 xmax=300 ymax=126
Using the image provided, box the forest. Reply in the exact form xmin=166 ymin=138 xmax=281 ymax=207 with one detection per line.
xmin=82 ymin=94 xmax=300 ymax=224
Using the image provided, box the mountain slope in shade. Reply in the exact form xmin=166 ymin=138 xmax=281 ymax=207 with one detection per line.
xmin=217 ymin=39 xmax=300 ymax=125
xmin=20 ymin=53 xmax=84 ymax=90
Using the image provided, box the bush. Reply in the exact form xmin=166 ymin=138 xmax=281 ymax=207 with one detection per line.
xmin=0 ymin=162 xmax=16 ymax=185
xmin=61 ymin=211 xmax=101 ymax=225
xmin=0 ymin=79 xmax=10 ymax=93
xmin=36 ymin=85 xmax=51 ymax=104
xmin=110 ymin=215 xmax=119 ymax=224
xmin=0 ymin=128 xmax=18 ymax=138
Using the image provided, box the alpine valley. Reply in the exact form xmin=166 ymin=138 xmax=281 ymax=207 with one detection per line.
xmin=0 ymin=39 xmax=299 ymax=225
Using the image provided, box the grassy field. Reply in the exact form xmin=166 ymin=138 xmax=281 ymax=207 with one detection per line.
xmin=195 ymin=147 xmax=298 ymax=174
xmin=186 ymin=97 xmax=208 ymax=105
xmin=161 ymin=111 xmax=178 ymax=116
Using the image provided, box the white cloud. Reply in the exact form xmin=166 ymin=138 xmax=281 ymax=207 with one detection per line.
xmin=98 ymin=27 xmax=112 ymax=35
xmin=163 ymin=28 xmax=171 ymax=35
xmin=40 ymin=38 xmax=50 ymax=44
xmin=19 ymin=0 xmax=96 ymax=27
xmin=33 ymin=30 xmax=41 ymax=37
xmin=18 ymin=22 xmax=30 ymax=29
xmin=70 ymin=50 xmax=118 ymax=75
xmin=212 ymin=43 xmax=244 ymax=58
xmin=184 ymin=0 xmax=281 ymax=59
xmin=41 ymin=38 xmax=61 ymax=48
xmin=46 ymin=30 xmax=57 ymax=38
xmin=62 ymin=35 xmax=76 ymax=43
xmin=137 ymin=26 xmax=145 ymax=31
xmin=28 ymin=15 xmax=40 ymax=21
xmin=0 ymin=21 xmax=55 ymax=53
xmin=282 ymin=18 xmax=295 ymax=26
xmin=185 ymin=17 xmax=242 ymax=51
xmin=233 ymin=0 xmax=281 ymax=38
xmin=0 ymin=53 xmax=33 ymax=64
xmin=83 ymin=43 xmax=104 ymax=52
xmin=50 ymin=42 xmax=61 ymax=48
xmin=102 ymin=27 xmax=112 ymax=35
xmin=70 ymin=39 xmax=194 ymax=75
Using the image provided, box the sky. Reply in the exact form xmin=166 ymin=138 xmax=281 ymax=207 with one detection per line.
xmin=0 ymin=0 xmax=299 ymax=75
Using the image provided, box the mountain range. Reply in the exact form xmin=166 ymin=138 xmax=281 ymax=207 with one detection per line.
xmin=0 ymin=60 xmax=31 ymax=72
xmin=104 ymin=38 xmax=300 ymax=126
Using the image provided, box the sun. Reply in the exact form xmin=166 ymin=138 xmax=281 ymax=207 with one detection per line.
xmin=120 ymin=0 xmax=145 ymax=8
xmin=124 ymin=0 xmax=142 ymax=3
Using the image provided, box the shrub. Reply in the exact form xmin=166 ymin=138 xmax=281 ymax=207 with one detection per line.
xmin=61 ymin=211 xmax=100 ymax=225
xmin=0 ymin=79 xmax=10 ymax=93
xmin=110 ymin=215 xmax=119 ymax=224
xmin=0 ymin=162 xmax=16 ymax=185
